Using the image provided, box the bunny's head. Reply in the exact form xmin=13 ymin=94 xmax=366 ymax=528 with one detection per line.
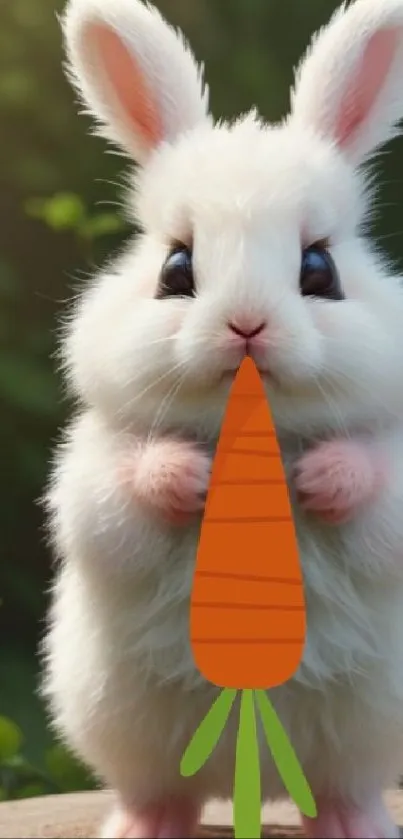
xmin=62 ymin=0 xmax=403 ymax=438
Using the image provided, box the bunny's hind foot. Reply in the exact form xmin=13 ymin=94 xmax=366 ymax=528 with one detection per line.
xmin=302 ymin=795 xmax=398 ymax=839
xmin=101 ymin=798 xmax=200 ymax=839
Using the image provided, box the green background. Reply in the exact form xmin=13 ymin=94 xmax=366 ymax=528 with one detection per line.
xmin=1 ymin=0 xmax=403 ymax=799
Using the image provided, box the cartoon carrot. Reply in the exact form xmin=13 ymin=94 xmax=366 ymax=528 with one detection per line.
xmin=180 ymin=356 xmax=316 ymax=838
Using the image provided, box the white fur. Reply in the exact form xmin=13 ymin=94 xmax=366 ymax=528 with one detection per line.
xmin=290 ymin=0 xmax=403 ymax=163
xmin=43 ymin=0 xmax=403 ymax=834
xmin=63 ymin=0 xmax=210 ymax=161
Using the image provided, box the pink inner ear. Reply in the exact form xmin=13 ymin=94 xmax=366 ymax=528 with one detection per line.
xmin=336 ymin=28 xmax=400 ymax=148
xmin=89 ymin=24 xmax=163 ymax=150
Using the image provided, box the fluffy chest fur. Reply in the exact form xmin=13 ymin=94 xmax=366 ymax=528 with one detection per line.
xmin=67 ymin=427 xmax=392 ymax=693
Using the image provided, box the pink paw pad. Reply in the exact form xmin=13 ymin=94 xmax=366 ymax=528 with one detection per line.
xmin=101 ymin=799 xmax=199 ymax=839
xmin=302 ymin=798 xmax=398 ymax=838
xmin=293 ymin=440 xmax=385 ymax=524
xmin=121 ymin=440 xmax=211 ymax=525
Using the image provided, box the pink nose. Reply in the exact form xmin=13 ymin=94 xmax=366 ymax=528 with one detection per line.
xmin=228 ymin=319 xmax=266 ymax=339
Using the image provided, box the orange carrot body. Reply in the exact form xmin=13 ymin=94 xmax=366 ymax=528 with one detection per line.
xmin=190 ymin=357 xmax=306 ymax=689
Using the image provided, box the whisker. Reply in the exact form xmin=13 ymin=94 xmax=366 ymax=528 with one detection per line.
xmin=147 ymin=371 xmax=187 ymax=441
xmin=145 ymin=331 xmax=221 ymax=349
xmin=318 ymin=364 xmax=402 ymax=426
xmin=313 ymin=374 xmax=350 ymax=438
xmin=113 ymin=337 xmax=217 ymax=405
xmin=118 ymin=362 xmax=186 ymax=419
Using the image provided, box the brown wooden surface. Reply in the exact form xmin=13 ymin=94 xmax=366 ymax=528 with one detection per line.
xmin=0 ymin=793 xmax=301 ymax=839
xmin=0 ymin=791 xmax=402 ymax=839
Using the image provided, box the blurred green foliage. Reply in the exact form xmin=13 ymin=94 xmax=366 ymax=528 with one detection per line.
xmin=0 ymin=716 xmax=96 ymax=800
xmin=1 ymin=0 xmax=403 ymax=801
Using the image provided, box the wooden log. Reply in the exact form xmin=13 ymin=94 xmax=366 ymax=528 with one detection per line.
xmin=0 ymin=792 xmax=402 ymax=839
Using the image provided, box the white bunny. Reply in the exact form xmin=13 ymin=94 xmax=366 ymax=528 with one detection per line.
xmin=42 ymin=0 xmax=403 ymax=836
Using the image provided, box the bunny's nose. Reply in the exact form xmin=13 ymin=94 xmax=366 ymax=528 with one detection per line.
xmin=228 ymin=319 xmax=266 ymax=339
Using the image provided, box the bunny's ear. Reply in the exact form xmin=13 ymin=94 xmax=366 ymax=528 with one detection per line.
xmin=290 ymin=0 xmax=403 ymax=164
xmin=62 ymin=0 xmax=210 ymax=163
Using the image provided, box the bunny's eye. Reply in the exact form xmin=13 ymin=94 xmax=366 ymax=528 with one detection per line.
xmin=300 ymin=244 xmax=344 ymax=301
xmin=157 ymin=246 xmax=195 ymax=299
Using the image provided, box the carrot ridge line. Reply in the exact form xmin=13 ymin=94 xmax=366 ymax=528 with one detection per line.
xmin=216 ymin=448 xmax=280 ymax=457
xmin=224 ymin=392 xmax=262 ymax=398
xmin=191 ymin=637 xmax=305 ymax=645
xmin=195 ymin=570 xmax=302 ymax=585
xmin=208 ymin=478 xmax=285 ymax=487
xmin=202 ymin=516 xmax=293 ymax=524
xmin=219 ymin=432 xmax=277 ymax=439
xmin=191 ymin=601 xmax=305 ymax=612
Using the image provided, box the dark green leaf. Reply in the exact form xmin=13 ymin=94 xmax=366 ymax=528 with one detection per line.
xmin=0 ymin=718 xmax=23 ymax=761
xmin=0 ymin=353 xmax=58 ymax=416
xmin=80 ymin=212 xmax=126 ymax=239
xmin=14 ymin=783 xmax=47 ymax=799
xmin=0 ymin=259 xmax=21 ymax=300
xmin=45 ymin=745 xmax=95 ymax=792
xmin=2 ymin=755 xmax=31 ymax=772
xmin=25 ymin=193 xmax=87 ymax=231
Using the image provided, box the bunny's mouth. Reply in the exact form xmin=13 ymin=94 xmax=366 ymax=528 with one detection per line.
xmin=219 ymin=364 xmax=277 ymax=386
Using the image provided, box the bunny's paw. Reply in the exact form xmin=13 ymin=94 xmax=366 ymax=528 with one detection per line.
xmin=121 ymin=440 xmax=211 ymax=525
xmin=302 ymin=796 xmax=398 ymax=838
xmin=101 ymin=798 xmax=199 ymax=839
xmin=293 ymin=440 xmax=385 ymax=525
